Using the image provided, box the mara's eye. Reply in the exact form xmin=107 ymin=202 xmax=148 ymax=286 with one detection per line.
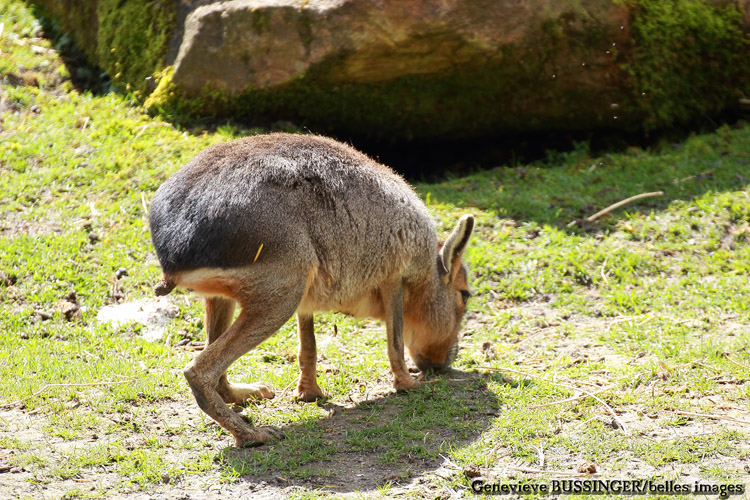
xmin=460 ymin=290 xmax=471 ymax=305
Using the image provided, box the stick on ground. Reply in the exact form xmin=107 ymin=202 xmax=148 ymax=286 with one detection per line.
xmin=528 ymin=387 xmax=611 ymax=409
xmin=586 ymin=191 xmax=664 ymax=223
xmin=567 ymin=191 xmax=665 ymax=227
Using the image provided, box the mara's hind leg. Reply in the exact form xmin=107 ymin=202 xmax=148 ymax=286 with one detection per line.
xmin=295 ymin=313 xmax=324 ymax=402
xmin=184 ymin=282 xmax=305 ymax=447
xmin=205 ymin=297 xmax=273 ymax=404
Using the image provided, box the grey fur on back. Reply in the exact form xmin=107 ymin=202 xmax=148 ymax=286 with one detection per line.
xmin=150 ymin=133 xmax=437 ymax=302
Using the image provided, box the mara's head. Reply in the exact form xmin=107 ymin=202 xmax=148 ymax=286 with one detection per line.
xmin=407 ymin=214 xmax=475 ymax=373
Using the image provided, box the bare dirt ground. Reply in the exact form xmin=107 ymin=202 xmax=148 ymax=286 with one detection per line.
xmin=2 ymin=300 xmax=748 ymax=499
xmin=0 ymin=377 xmax=496 ymax=499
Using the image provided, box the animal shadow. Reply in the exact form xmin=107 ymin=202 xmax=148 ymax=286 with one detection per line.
xmin=219 ymin=371 xmax=509 ymax=494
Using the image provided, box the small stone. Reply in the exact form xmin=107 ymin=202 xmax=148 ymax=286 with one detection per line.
xmin=0 ymin=271 xmax=17 ymax=286
xmin=36 ymin=311 xmax=53 ymax=321
xmin=481 ymin=341 xmax=497 ymax=360
xmin=55 ymin=300 xmax=80 ymax=321
xmin=463 ymin=465 xmax=481 ymax=478
xmin=578 ymin=463 xmax=597 ymax=474
xmin=145 ymin=76 xmax=157 ymax=93
xmin=115 ymin=267 xmax=128 ymax=279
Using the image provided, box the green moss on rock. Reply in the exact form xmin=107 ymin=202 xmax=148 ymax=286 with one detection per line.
xmin=27 ymin=0 xmax=98 ymax=62
xmin=624 ymin=0 xmax=750 ymax=129
xmin=30 ymin=0 xmax=175 ymax=96
xmin=96 ymin=0 xmax=176 ymax=96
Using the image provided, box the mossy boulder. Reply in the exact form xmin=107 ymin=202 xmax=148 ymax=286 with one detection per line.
xmin=30 ymin=0 xmax=750 ymax=141
xmin=29 ymin=0 xmax=175 ymax=96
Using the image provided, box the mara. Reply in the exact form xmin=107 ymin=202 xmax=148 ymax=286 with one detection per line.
xmin=149 ymin=133 xmax=474 ymax=447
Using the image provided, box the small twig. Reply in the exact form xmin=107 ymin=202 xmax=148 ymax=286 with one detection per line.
xmin=515 ymin=327 xmax=544 ymax=346
xmin=481 ymin=366 xmax=629 ymax=435
xmin=488 ymin=443 xmax=511 ymax=462
xmin=81 ymin=116 xmax=90 ymax=132
xmin=608 ymin=315 xmax=640 ymax=325
xmin=133 ymin=122 xmax=169 ymax=140
xmin=534 ymin=443 xmax=545 ymax=469
xmin=692 ymin=361 xmax=721 ymax=373
xmin=723 ymin=353 xmax=750 ymax=371
xmin=141 ymin=192 xmax=149 ymax=216
xmin=585 ymin=191 xmax=664 ymax=223
xmin=0 ymin=379 xmax=135 ymax=409
xmin=600 ymin=258 xmax=609 ymax=285
xmin=574 ymin=415 xmax=602 ymax=429
xmin=673 ymin=169 xmax=715 ymax=185
xmin=529 ymin=387 xmax=611 ymax=409
xmin=569 ymin=192 xmax=665 ymax=227
xmin=439 ymin=453 xmax=461 ymax=470
xmin=275 ymin=378 xmax=298 ymax=402
xmin=674 ymin=410 xmax=750 ymax=425
xmin=508 ymin=467 xmax=591 ymax=477
xmin=441 ymin=377 xmax=477 ymax=383
xmin=134 ymin=124 xmax=151 ymax=140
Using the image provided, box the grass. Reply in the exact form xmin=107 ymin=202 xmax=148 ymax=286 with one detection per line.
xmin=1 ymin=1 xmax=749 ymax=498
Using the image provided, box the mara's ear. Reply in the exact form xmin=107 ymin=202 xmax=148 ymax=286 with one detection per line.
xmin=439 ymin=214 xmax=474 ymax=282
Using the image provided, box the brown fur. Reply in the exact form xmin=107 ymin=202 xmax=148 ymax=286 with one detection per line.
xmin=149 ymin=133 xmax=474 ymax=447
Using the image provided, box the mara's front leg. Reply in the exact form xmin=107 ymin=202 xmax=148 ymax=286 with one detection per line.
xmin=382 ymin=281 xmax=417 ymax=391
xmin=295 ymin=313 xmax=325 ymax=402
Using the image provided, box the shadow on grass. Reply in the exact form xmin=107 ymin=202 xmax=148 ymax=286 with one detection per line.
xmin=218 ymin=370 xmax=510 ymax=494
xmin=416 ymin=125 xmax=750 ymax=233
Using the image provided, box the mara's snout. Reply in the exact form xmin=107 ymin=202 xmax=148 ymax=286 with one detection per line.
xmin=411 ymin=337 xmax=460 ymax=373
xmin=149 ymin=132 xmax=475 ymax=447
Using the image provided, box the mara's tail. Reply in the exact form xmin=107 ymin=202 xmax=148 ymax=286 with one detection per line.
xmin=154 ymin=276 xmax=177 ymax=296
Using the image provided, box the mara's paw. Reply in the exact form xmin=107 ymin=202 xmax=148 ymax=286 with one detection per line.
xmin=394 ymin=375 xmax=419 ymax=392
xmin=228 ymin=383 xmax=275 ymax=404
xmin=295 ymin=381 xmax=325 ymax=402
xmin=235 ymin=426 xmax=284 ymax=448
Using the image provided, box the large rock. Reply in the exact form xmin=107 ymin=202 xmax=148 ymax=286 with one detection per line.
xmin=174 ymin=0 xmax=627 ymax=93
xmin=168 ymin=0 xmax=634 ymax=139
xmin=31 ymin=0 xmax=750 ymax=141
